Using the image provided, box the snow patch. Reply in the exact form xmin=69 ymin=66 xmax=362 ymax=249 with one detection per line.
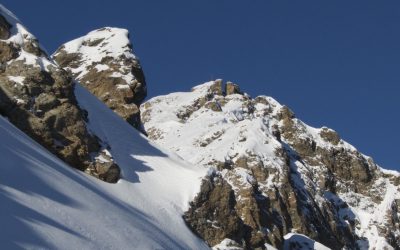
xmin=7 ymin=76 xmax=25 ymax=85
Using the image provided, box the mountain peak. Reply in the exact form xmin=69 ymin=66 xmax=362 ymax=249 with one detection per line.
xmin=141 ymin=80 xmax=400 ymax=249
xmin=53 ymin=27 xmax=146 ymax=128
xmin=54 ymin=27 xmax=134 ymax=69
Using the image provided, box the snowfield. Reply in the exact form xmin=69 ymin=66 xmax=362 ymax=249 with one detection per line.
xmin=0 ymin=83 xmax=208 ymax=249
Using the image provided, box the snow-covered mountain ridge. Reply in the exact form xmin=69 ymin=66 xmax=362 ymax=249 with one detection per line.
xmin=1 ymin=3 xmax=399 ymax=250
xmin=141 ymin=80 xmax=400 ymax=249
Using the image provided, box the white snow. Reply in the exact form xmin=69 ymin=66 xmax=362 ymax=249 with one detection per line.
xmin=116 ymin=84 xmax=131 ymax=89
xmin=0 ymin=82 xmax=209 ymax=249
xmin=212 ymin=239 xmax=244 ymax=250
xmin=283 ymin=233 xmax=331 ymax=250
xmin=141 ymin=81 xmax=284 ymax=172
xmin=340 ymin=178 xmax=399 ymax=250
xmin=379 ymin=167 xmax=400 ymax=177
xmin=53 ymin=27 xmax=139 ymax=85
xmin=94 ymin=64 xmax=110 ymax=72
xmin=7 ymin=76 xmax=25 ymax=85
xmin=14 ymin=97 xmax=26 ymax=104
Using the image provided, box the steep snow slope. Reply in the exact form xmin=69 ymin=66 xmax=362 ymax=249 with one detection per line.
xmin=0 ymin=83 xmax=208 ymax=249
xmin=141 ymin=80 xmax=400 ymax=249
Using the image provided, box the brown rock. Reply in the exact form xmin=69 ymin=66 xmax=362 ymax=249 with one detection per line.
xmin=205 ymin=101 xmax=222 ymax=112
xmin=0 ymin=33 xmax=120 ymax=183
xmin=0 ymin=41 xmax=18 ymax=64
xmin=320 ymin=127 xmax=341 ymax=145
xmin=206 ymin=79 xmax=224 ymax=95
xmin=0 ymin=15 xmax=11 ymax=39
xmin=184 ymin=173 xmax=246 ymax=247
xmin=226 ymin=82 xmax=241 ymax=95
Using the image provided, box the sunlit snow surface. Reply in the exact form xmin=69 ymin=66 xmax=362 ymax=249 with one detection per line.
xmin=0 ymin=84 xmax=208 ymax=249
xmin=283 ymin=233 xmax=330 ymax=250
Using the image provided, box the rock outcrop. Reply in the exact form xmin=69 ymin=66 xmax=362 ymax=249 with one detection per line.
xmin=53 ymin=28 xmax=146 ymax=128
xmin=0 ymin=6 xmax=120 ymax=183
xmin=141 ymin=80 xmax=400 ymax=249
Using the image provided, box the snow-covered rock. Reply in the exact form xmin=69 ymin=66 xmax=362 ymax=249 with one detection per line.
xmin=141 ymin=79 xmax=400 ymax=249
xmin=1 ymin=3 xmax=399 ymax=249
xmin=53 ymin=27 xmax=146 ymax=128
xmin=283 ymin=233 xmax=330 ymax=250
xmin=0 ymin=4 xmax=120 ymax=182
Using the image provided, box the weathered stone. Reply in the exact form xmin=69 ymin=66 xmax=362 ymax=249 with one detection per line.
xmin=52 ymin=47 xmax=82 ymax=69
xmin=205 ymin=101 xmax=222 ymax=112
xmin=0 ymin=15 xmax=11 ymax=39
xmin=82 ymin=37 xmax=104 ymax=47
xmin=0 ymin=41 xmax=18 ymax=64
xmin=23 ymin=38 xmax=45 ymax=57
xmin=226 ymin=82 xmax=241 ymax=95
xmin=320 ymin=127 xmax=341 ymax=145
xmin=35 ymin=93 xmax=60 ymax=112
xmin=96 ymin=162 xmax=120 ymax=183
xmin=184 ymin=173 xmax=246 ymax=247
xmin=207 ymin=79 xmax=224 ymax=95
xmin=278 ymin=106 xmax=295 ymax=120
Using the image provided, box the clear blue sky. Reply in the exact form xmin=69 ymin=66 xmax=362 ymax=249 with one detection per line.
xmin=3 ymin=0 xmax=399 ymax=170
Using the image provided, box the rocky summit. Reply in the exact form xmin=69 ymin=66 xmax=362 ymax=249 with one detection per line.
xmin=53 ymin=27 xmax=146 ymax=128
xmin=0 ymin=6 xmax=120 ymax=183
xmin=141 ymin=80 xmax=400 ymax=249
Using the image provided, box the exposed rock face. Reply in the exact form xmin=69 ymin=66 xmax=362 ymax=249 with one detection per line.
xmin=226 ymin=81 xmax=241 ymax=95
xmin=0 ymin=8 xmax=120 ymax=183
xmin=184 ymin=172 xmax=247 ymax=247
xmin=141 ymin=80 xmax=400 ymax=249
xmin=0 ymin=15 xmax=10 ymax=39
xmin=53 ymin=28 xmax=146 ymax=128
